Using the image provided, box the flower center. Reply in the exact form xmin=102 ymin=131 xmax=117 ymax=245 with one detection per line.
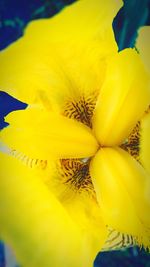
xmin=62 ymin=92 xmax=98 ymax=128
xmin=57 ymin=94 xmax=99 ymax=193
xmin=58 ymin=159 xmax=95 ymax=194
xmin=58 ymin=95 xmax=142 ymax=193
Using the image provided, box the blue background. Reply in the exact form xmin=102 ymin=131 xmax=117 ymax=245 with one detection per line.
xmin=0 ymin=0 xmax=150 ymax=266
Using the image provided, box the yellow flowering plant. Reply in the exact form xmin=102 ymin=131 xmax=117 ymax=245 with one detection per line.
xmin=0 ymin=0 xmax=150 ymax=266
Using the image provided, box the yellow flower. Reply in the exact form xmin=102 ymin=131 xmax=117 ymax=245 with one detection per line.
xmin=0 ymin=0 xmax=150 ymax=266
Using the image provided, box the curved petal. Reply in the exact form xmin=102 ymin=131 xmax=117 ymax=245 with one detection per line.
xmin=25 ymin=0 xmax=122 ymax=43
xmin=90 ymin=147 xmax=150 ymax=248
xmin=0 ymin=107 xmax=98 ymax=159
xmin=137 ymin=26 xmax=150 ymax=73
xmin=0 ymin=41 xmax=107 ymax=110
xmin=0 ymin=153 xmax=107 ymax=267
xmin=60 ymin=190 xmax=108 ymax=259
xmin=92 ymin=49 xmax=150 ymax=146
xmin=140 ymin=112 xmax=150 ymax=175
xmin=0 ymin=0 xmax=122 ymax=104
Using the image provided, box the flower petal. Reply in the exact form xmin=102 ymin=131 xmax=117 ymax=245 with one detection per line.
xmin=90 ymin=147 xmax=150 ymax=247
xmin=0 ymin=107 xmax=98 ymax=159
xmin=0 ymin=0 xmax=122 ymax=104
xmin=137 ymin=26 xmax=150 ymax=73
xmin=59 ymin=189 xmax=108 ymax=259
xmin=140 ymin=112 xmax=150 ymax=175
xmin=0 ymin=153 xmax=106 ymax=267
xmin=93 ymin=49 xmax=150 ymax=146
xmin=25 ymin=0 xmax=122 ymax=43
xmin=0 ymin=42 xmax=107 ymax=110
